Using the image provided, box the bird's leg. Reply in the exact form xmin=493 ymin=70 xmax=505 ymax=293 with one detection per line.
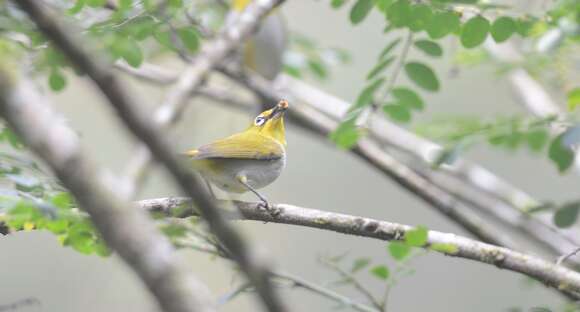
xmin=236 ymin=175 xmax=280 ymax=217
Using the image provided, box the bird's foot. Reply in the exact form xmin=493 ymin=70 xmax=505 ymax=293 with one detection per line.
xmin=257 ymin=200 xmax=281 ymax=218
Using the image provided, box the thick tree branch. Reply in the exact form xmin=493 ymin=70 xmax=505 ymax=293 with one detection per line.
xmin=0 ymin=65 xmax=215 ymax=312
xmin=138 ymin=197 xmax=580 ymax=299
xmin=119 ymin=0 xmax=285 ymax=197
xmin=15 ymin=1 xmax=289 ymax=311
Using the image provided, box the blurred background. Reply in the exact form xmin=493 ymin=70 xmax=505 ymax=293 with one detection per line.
xmin=1 ymin=1 xmax=578 ymax=311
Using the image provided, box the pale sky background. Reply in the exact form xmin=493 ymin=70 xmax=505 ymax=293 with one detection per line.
xmin=0 ymin=1 xmax=578 ymax=312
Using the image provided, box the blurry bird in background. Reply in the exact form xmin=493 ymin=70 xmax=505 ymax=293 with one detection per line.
xmin=229 ymin=0 xmax=288 ymax=81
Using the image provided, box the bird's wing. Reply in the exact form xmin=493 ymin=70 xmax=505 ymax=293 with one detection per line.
xmin=185 ymin=133 xmax=283 ymax=160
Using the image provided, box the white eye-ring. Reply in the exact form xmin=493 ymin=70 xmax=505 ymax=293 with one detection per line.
xmin=254 ymin=116 xmax=266 ymax=126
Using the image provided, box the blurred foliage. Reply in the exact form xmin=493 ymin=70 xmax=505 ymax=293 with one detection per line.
xmin=0 ymin=0 xmax=578 ymax=309
xmin=283 ymin=32 xmax=350 ymax=81
xmin=328 ymin=0 xmax=580 ymax=166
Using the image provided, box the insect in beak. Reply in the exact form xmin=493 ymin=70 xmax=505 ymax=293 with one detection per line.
xmin=269 ymin=100 xmax=289 ymax=120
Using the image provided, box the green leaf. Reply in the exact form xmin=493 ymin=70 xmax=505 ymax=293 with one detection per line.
xmin=383 ymin=104 xmax=411 ymax=123
xmin=392 ymin=87 xmax=423 ymax=110
xmin=378 ymin=38 xmax=401 ymax=60
xmin=351 ymin=257 xmax=371 ymax=273
xmin=554 ymin=202 xmax=580 ymax=228
xmin=526 ymin=129 xmax=549 ymax=152
xmin=567 ymin=88 xmax=580 ymax=111
xmin=388 ymin=241 xmax=410 ymax=261
xmin=404 ymin=62 xmax=439 ymax=92
xmin=386 ymin=0 xmax=411 ymax=28
xmin=331 ymin=0 xmax=347 ymax=9
xmin=350 ymin=0 xmax=374 ymax=25
xmin=153 ymin=30 xmax=174 ymax=50
xmin=67 ymin=0 xmax=86 ymax=14
xmin=460 ymin=15 xmax=490 ymax=48
xmin=51 ymin=192 xmax=73 ymax=210
xmin=490 ymin=16 xmax=516 ymax=43
xmin=515 ymin=17 xmax=536 ymax=37
xmin=46 ymin=219 xmax=69 ymax=234
xmin=48 ymin=69 xmax=66 ymax=92
xmin=405 ymin=226 xmax=428 ymax=247
xmin=548 ymin=133 xmax=575 ymax=173
xmin=308 ymin=60 xmax=328 ymax=79
xmin=414 ymin=39 xmax=443 ymax=57
xmin=119 ymin=0 xmax=133 ymax=10
xmin=177 ymin=28 xmax=200 ymax=53
xmin=167 ymin=0 xmax=182 ymax=8
xmin=67 ymin=222 xmax=96 ymax=254
xmin=367 ymin=56 xmax=394 ymax=80
xmin=430 ymin=243 xmax=458 ymax=254
xmin=408 ymin=4 xmax=432 ymax=32
xmin=427 ymin=11 xmax=460 ymax=39
xmin=376 ymin=0 xmax=394 ymax=12
xmin=370 ymin=265 xmax=390 ymax=280
xmin=330 ymin=118 xmax=361 ymax=149
xmin=283 ymin=64 xmax=302 ymax=78
xmin=94 ymin=240 xmax=112 ymax=257
xmin=112 ymin=37 xmax=143 ymax=68
xmin=352 ymin=78 xmax=385 ymax=111
xmin=86 ymin=0 xmax=106 ymax=8
xmin=1 ymin=128 xmax=23 ymax=149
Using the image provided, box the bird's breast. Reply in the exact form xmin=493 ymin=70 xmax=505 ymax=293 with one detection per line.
xmin=193 ymin=155 xmax=285 ymax=193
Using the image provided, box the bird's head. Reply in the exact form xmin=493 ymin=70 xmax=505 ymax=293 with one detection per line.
xmin=246 ymin=100 xmax=288 ymax=146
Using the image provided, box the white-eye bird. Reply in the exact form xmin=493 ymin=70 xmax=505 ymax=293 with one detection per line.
xmin=185 ymin=100 xmax=288 ymax=208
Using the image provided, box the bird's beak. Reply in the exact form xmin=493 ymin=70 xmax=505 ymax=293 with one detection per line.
xmin=270 ymin=100 xmax=289 ymax=120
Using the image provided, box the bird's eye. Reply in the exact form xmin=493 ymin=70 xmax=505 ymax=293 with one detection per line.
xmin=254 ymin=116 xmax=266 ymax=126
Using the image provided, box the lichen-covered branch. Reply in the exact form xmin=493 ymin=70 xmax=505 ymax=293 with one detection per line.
xmin=138 ymin=197 xmax=580 ymax=299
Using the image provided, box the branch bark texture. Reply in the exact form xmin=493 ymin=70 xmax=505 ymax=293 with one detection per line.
xmin=139 ymin=197 xmax=580 ymax=298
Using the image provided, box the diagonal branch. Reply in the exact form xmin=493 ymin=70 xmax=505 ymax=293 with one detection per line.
xmin=138 ymin=196 xmax=580 ymax=299
xmin=0 ymin=61 xmax=215 ymax=312
xmin=272 ymin=74 xmax=580 ymax=262
xmin=14 ymin=1 xmax=289 ymax=312
xmin=118 ymin=0 xmax=285 ymax=197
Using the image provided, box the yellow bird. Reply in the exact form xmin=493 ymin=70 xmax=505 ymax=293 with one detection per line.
xmin=185 ymin=100 xmax=288 ymax=209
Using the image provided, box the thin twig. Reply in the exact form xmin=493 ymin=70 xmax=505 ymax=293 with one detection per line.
xmin=371 ymin=30 xmax=413 ymax=114
xmin=557 ymin=247 xmax=580 ymax=266
xmin=217 ymin=282 xmax=254 ymax=306
xmin=320 ymin=258 xmax=383 ymax=311
xmin=272 ymin=271 xmax=380 ymax=312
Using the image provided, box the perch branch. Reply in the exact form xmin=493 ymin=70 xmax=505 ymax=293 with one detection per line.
xmin=138 ymin=197 xmax=580 ymax=299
